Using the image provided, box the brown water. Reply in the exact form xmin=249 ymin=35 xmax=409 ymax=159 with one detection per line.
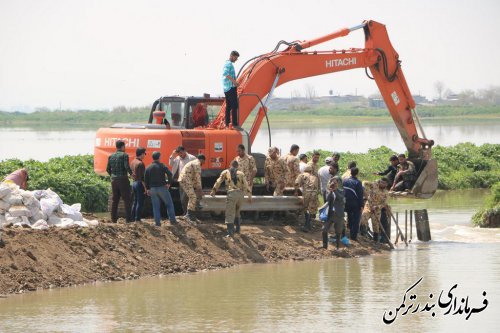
xmin=0 ymin=190 xmax=498 ymax=332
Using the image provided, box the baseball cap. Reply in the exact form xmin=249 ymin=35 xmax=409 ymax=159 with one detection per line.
xmin=325 ymin=157 xmax=333 ymax=164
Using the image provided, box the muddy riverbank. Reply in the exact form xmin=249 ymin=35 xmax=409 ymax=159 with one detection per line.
xmin=0 ymin=218 xmax=389 ymax=296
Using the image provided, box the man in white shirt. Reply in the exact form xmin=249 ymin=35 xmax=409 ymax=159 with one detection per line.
xmin=318 ymin=157 xmax=333 ymax=202
xmin=299 ymin=154 xmax=308 ymax=173
xmin=169 ymin=145 xmax=196 ymax=213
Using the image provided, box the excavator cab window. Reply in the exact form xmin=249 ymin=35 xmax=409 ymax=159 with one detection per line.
xmin=160 ymin=101 xmax=185 ymax=128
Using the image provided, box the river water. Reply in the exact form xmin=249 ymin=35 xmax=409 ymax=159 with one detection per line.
xmin=0 ymin=189 xmax=498 ymax=332
xmin=1 ymin=120 xmax=499 ymax=161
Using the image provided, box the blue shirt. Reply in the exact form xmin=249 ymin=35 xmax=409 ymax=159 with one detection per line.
xmin=222 ymin=60 xmax=236 ymax=92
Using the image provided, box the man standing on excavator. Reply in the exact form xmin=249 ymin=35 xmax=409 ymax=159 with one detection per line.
xmin=222 ymin=50 xmax=240 ymax=128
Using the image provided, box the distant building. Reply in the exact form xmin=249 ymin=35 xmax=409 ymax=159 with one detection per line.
xmin=369 ymin=98 xmax=386 ymax=108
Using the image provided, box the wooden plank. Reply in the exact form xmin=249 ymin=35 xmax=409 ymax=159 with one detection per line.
xmin=199 ymin=195 xmax=303 ymax=212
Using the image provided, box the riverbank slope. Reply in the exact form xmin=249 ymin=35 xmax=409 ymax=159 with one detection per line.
xmin=0 ymin=219 xmax=388 ymax=295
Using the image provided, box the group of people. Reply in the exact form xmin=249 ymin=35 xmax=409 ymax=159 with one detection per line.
xmin=263 ymin=146 xmax=418 ymax=250
xmin=106 ymin=140 xmax=205 ymax=227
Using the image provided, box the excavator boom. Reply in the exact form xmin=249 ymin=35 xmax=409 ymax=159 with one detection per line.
xmin=209 ymin=20 xmax=437 ymax=197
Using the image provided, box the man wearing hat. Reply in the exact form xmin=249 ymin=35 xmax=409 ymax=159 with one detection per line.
xmin=178 ymin=154 xmax=206 ymax=223
xmin=144 ymin=151 xmax=177 ymax=226
xmin=169 ymin=146 xmax=196 ymax=214
xmin=318 ymin=157 xmax=333 ymax=202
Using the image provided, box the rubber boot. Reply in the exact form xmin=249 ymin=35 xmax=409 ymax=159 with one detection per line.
xmin=225 ymin=223 xmax=234 ymax=237
xmin=373 ymin=232 xmax=379 ymax=243
xmin=322 ymin=232 xmax=328 ymax=249
xmin=185 ymin=209 xmax=197 ymax=225
xmin=301 ymin=212 xmax=311 ymax=232
xmin=360 ymin=224 xmax=367 ymax=237
xmin=234 ymin=217 xmax=241 ymax=234
xmin=335 ymin=233 xmax=341 ymax=250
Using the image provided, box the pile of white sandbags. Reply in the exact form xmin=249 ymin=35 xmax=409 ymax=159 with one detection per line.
xmin=0 ymin=182 xmax=98 ymax=230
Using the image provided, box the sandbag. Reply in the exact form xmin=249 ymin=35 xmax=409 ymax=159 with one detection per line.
xmin=31 ymin=219 xmax=50 ymax=230
xmin=60 ymin=203 xmax=83 ymax=221
xmin=48 ymin=215 xmax=62 ymax=226
xmin=8 ymin=205 xmax=32 ymax=217
xmin=0 ymin=199 xmax=10 ymax=211
xmin=0 ymin=184 xmax=11 ymax=199
xmin=30 ymin=209 xmax=47 ymax=223
xmin=5 ymin=193 xmax=23 ymax=206
xmin=40 ymin=197 xmax=60 ymax=216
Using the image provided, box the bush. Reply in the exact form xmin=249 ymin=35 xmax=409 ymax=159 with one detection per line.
xmin=0 ymin=155 xmax=110 ymax=212
xmin=473 ymin=183 xmax=500 ymax=227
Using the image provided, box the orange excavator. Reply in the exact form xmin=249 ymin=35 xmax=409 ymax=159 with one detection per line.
xmin=94 ymin=20 xmax=437 ymax=210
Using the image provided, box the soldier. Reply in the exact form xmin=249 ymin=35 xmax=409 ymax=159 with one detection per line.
xmin=179 ymin=154 xmax=206 ymax=223
xmin=307 ymin=150 xmax=321 ymax=177
xmin=342 ymin=161 xmax=356 ymax=181
xmin=285 ymin=144 xmax=300 ymax=187
xmin=264 ymin=147 xmax=288 ymax=196
xmin=233 ymin=144 xmax=257 ymax=189
xmin=391 ymin=153 xmax=417 ymax=192
xmin=294 ymin=165 xmax=320 ymax=232
xmin=361 ymin=177 xmax=390 ymax=242
xmin=210 ymin=160 xmax=252 ymax=237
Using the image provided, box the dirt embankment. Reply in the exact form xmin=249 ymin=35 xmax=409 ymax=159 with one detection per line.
xmin=0 ymin=218 xmax=390 ymax=296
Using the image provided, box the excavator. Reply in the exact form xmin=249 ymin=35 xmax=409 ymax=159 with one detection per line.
xmin=94 ymin=20 xmax=438 ymax=213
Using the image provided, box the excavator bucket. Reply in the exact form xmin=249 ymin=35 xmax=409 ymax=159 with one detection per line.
xmin=411 ymin=159 xmax=438 ymax=198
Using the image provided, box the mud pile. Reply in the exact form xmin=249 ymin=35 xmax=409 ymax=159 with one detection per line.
xmin=0 ymin=218 xmax=389 ymax=295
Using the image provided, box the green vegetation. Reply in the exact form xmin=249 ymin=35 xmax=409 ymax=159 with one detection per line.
xmin=0 ymin=143 xmax=497 ymax=213
xmin=0 ymin=106 xmax=150 ymax=127
xmin=306 ymin=143 xmax=500 ymax=189
xmin=0 ymin=155 xmax=109 ymax=212
xmin=1 ymin=105 xmax=499 ymax=129
xmin=472 ymin=183 xmax=500 ymax=227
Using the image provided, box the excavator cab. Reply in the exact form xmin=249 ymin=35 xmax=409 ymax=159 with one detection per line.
xmin=149 ymin=95 xmax=225 ymax=129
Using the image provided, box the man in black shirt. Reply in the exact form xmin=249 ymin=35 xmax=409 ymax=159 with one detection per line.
xmin=145 ymin=151 xmax=177 ymax=226
xmin=374 ymin=155 xmax=399 ymax=188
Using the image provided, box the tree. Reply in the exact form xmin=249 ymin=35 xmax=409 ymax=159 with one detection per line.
xmin=304 ymin=84 xmax=316 ymax=99
xmin=434 ymin=81 xmax=445 ymax=100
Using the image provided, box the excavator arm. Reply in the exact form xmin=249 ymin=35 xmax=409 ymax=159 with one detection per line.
xmin=209 ymin=20 xmax=434 ymax=158
xmin=208 ymin=20 xmax=437 ymax=198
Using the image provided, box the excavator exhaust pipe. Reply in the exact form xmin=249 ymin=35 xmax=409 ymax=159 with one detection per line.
xmin=411 ymin=159 xmax=438 ymax=198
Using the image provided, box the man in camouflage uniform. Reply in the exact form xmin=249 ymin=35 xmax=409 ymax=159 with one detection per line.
xmin=179 ymin=154 xmax=206 ymax=223
xmin=285 ymin=144 xmax=300 ymax=187
xmin=307 ymin=150 xmax=321 ymax=177
xmin=233 ymin=144 xmax=257 ymax=189
xmin=391 ymin=153 xmax=417 ymax=192
xmin=295 ymin=165 xmax=320 ymax=232
xmin=361 ymin=177 xmax=390 ymax=242
xmin=210 ymin=160 xmax=252 ymax=237
xmin=264 ymin=147 xmax=288 ymax=196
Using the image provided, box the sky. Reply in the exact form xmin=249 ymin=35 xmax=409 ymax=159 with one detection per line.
xmin=1 ymin=0 xmax=499 ymax=111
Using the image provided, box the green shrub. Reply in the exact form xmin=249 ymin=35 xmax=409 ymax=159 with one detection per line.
xmin=0 ymin=155 xmax=110 ymax=212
